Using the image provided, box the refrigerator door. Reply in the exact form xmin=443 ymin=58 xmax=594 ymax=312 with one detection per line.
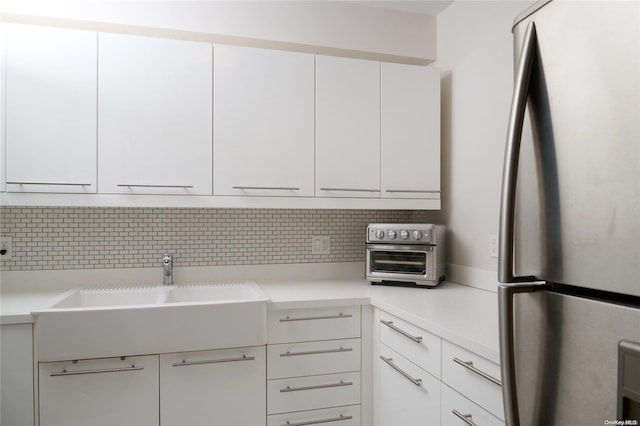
xmin=509 ymin=289 xmax=640 ymax=425
xmin=502 ymin=1 xmax=640 ymax=296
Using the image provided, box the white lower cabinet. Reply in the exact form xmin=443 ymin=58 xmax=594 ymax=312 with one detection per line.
xmin=268 ymin=405 xmax=361 ymax=426
xmin=441 ymin=341 xmax=504 ymax=424
xmin=267 ymin=306 xmax=363 ymax=425
xmin=1 ymin=324 xmax=35 ymax=426
xmin=374 ymin=308 xmax=503 ymax=426
xmin=161 ymin=346 xmax=266 ymax=426
xmin=268 ymin=371 xmax=361 ymax=414
xmin=441 ymin=384 xmax=504 ymax=426
xmin=38 ymin=346 xmax=266 ymax=426
xmin=38 ymin=355 xmax=159 ymax=426
xmin=377 ymin=344 xmax=440 ymax=426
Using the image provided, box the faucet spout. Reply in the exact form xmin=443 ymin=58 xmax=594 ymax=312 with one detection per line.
xmin=162 ymin=253 xmax=173 ymax=285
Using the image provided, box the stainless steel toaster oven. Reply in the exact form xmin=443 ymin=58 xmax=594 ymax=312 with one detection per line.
xmin=366 ymin=224 xmax=445 ymax=287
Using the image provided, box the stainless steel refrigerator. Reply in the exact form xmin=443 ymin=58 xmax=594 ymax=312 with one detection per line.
xmin=498 ymin=1 xmax=640 ymax=425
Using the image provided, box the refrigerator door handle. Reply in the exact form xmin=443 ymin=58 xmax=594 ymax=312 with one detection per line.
xmin=498 ymin=283 xmax=549 ymax=426
xmin=498 ymin=21 xmax=539 ymax=284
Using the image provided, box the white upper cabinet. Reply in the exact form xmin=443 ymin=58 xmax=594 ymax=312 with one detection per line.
xmin=381 ymin=63 xmax=440 ymax=199
xmin=214 ymin=45 xmax=314 ymax=197
xmin=316 ymin=56 xmax=381 ymax=198
xmin=98 ymin=33 xmax=213 ymax=195
xmin=5 ymin=24 xmax=97 ymax=193
xmin=1 ymin=22 xmax=6 ymax=193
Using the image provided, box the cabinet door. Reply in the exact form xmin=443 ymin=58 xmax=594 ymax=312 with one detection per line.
xmin=160 ymin=346 xmax=266 ymax=426
xmin=214 ymin=45 xmax=314 ymax=197
xmin=38 ymin=355 xmax=159 ymax=426
xmin=98 ymin=33 xmax=212 ymax=195
xmin=5 ymin=24 xmax=97 ymax=193
xmin=381 ymin=63 xmax=440 ymax=199
xmin=316 ymin=56 xmax=380 ymax=198
xmin=1 ymin=324 xmax=34 ymax=426
xmin=376 ymin=343 xmax=440 ymax=426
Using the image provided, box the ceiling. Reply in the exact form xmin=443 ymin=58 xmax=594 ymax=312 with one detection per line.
xmin=351 ymin=1 xmax=454 ymax=16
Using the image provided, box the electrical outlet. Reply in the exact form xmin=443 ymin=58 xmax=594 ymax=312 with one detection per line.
xmin=311 ymin=236 xmax=330 ymax=255
xmin=489 ymin=234 xmax=499 ymax=258
xmin=0 ymin=237 xmax=13 ymax=261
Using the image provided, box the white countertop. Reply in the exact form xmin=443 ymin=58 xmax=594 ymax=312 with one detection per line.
xmin=1 ymin=279 xmax=500 ymax=363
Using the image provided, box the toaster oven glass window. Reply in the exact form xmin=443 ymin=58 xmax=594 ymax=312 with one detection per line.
xmin=370 ymin=250 xmax=427 ymax=275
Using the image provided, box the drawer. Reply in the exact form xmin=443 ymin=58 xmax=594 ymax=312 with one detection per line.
xmin=267 ymin=405 xmax=361 ymax=426
xmin=268 ymin=306 xmax=361 ymax=344
xmin=442 ymin=340 xmax=504 ymax=420
xmin=268 ymin=338 xmax=361 ymax=379
xmin=378 ymin=310 xmax=441 ymax=379
xmin=377 ymin=343 xmax=440 ymax=426
xmin=267 ymin=371 xmax=361 ymax=415
xmin=442 ymin=384 xmax=504 ymax=426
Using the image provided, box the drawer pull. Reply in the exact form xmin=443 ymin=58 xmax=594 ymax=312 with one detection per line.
xmin=233 ymin=185 xmax=300 ymax=191
xmin=280 ymin=380 xmax=353 ymax=393
xmin=172 ymin=355 xmax=255 ymax=367
xmin=453 ymin=357 xmax=502 ymax=386
xmin=380 ymin=319 xmax=423 ymax=343
xmin=117 ymin=184 xmax=194 ymax=189
xmin=379 ymin=356 xmax=422 ymax=386
xmin=7 ymin=181 xmax=92 ymax=186
xmin=319 ymin=187 xmax=379 ymax=192
xmin=280 ymin=347 xmax=353 ymax=357
xmin=50 ymin=364 xmax=143 ymax=377
xmin=280 ymin=313 xmax=353 ymax=322
xmin=282 ymin=414 xmax=353 ymax=426
xmin=385 ymin=189 xmax=439 ymax=194
xmin=452 ymin=409 xmax=478 ymax=426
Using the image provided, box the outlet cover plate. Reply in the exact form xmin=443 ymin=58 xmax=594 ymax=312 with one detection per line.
xmin=311 ymin=236 xmax=330 ymax=255
xmin=0 ymin=237 xmax=13 ymax=261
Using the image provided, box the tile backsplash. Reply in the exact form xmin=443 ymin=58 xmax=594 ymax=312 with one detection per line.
xmin=0 ymin=207 xmax=416 ymax=271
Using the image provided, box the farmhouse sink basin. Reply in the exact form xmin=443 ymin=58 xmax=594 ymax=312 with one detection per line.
xmin=32 ymin=282 xmax=269 ymax=362
xmin=48 ymin=282 xmax=266 ymax=309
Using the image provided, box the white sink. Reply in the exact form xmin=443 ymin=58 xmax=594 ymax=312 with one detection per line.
xmin=33 ymin=282 xmax=269 ymax=362
xmin=48 ymin=282 xmax=267 ymax=309
xmin=50 ymin=285 xmax=165 ymax=308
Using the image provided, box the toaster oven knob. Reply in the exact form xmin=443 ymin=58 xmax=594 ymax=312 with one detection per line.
xmin=413 ymin=230 xmax=423 ymax=240
xmin=388 ymin=230 xmax=397 ymax=239
xmin=400 ymin=230 xmax=410 ymax=240
xmin=375 ymin=229 xmax=385 ymax=239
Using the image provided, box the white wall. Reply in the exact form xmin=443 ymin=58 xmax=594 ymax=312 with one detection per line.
xmin=418 ymin=0 xmax=535 ymax=272
xmin=0 ymin=1 xmax=436 ymax=63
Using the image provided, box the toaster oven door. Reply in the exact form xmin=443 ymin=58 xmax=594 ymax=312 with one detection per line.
xmin=366 ymin=244 xmax=434 ymax=283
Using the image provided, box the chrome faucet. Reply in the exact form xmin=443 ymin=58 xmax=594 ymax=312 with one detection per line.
xmin=162 ymin=253 xmax=173 ymax=285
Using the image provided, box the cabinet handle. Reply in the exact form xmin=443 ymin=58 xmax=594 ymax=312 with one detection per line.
xmin=280 ymin=347 xmax=353 ymax=357
xmin=281 ymin=414 xmax=353 ymax=426
xmin=280 ymin=313 xmax=352 ymax=322
xmin=7 ymin=181 xmax=92 ymax=186
xmin=320 ymin=187 xmax=379 ymax=192
xmin=232 ymin=185 xmax=300 ymax=191
xmin=280 ymin=380 xmax=353 ymax=393
xmin=172 ymin=355 xmax=255 ymax=367
xmin=452 ymin=409 xmax=478 ymax=426
xmin=380 ymin=319 xmax=423 ymax=343
xmin=117 ymin=184 xmax=194 ymax=188
xmin=379 ymin=356 xmax=422 ymax=386
xmin=50 ymin=364 xmax=143 ymax=376
xmin=385 ymin=189 xmax=439 ymax=194
xmin=453 ymin=357 xmax=502 ymax=386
